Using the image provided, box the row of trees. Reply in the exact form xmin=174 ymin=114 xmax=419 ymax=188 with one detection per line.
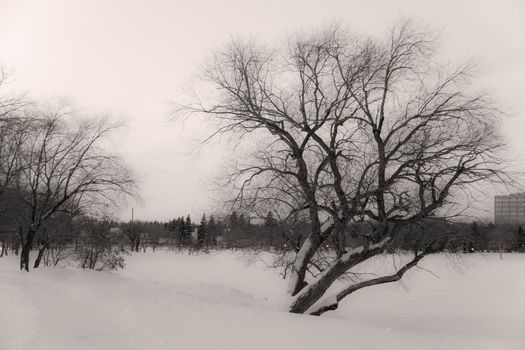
xmin=164 ymin=211 xmax=310 ymax=250
xmin=76 ymin=210 xmax=525 ymax=256
xmin=4 ymin=207 xmax=521 ymax=265
xmin=1 ymin=215 xmax=131 ymax=271
xmin=469 ymin=222 xmax=525 ymax=253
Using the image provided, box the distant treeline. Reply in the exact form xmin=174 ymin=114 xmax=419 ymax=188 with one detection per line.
xmin=3 ymin=212 xmax=525 ymax=270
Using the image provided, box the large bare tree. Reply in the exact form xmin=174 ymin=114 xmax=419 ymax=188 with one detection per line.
xmin=14 ymin=107 xmax=136 ymax=271
xmin=179 ymin=21 xmax=507 ymax=315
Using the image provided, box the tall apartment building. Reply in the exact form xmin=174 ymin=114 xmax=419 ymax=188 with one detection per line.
xmin=494 ymin=193 xmax=525 ymax=225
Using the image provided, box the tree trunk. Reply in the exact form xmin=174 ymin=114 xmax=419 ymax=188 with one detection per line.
xmin=288 ymin=237 xmax=321 ymax=296
xmin=33 ymin=242 xmax=48 ymax=268
xmin=14 ymin=226 xmax=21 ymax=256
xmin=20 ymin=244 xmax=30 ymax=271
xmin=289 ymin=278 xmax=334 ymax=314
xmin=20 ymin=229 xmax=36 ymax=271
xmin=289 ymin=238 xmax=393 ymax=314
xmin=289 ymin=265 xmax=342 ymax=314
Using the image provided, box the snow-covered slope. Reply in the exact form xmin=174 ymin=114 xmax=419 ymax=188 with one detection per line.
xmin=1 ymin=251 xmax=524 ymax=349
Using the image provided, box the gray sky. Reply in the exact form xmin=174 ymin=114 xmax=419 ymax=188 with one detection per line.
xmin=1 ymin=0 xmax=524 ymax=221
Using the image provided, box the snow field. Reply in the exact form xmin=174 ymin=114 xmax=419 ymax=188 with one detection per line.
xmin=1 ymin=251 xmax=524 ymax=349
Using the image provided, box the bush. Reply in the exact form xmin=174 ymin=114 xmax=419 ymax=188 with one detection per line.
xmin=75 ymin=218 xmax=129 ymax=271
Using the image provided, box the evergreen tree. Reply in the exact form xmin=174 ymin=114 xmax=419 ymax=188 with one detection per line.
xmin=173 ymin=216 xmax=188 ymax=246
xmin=197 ymin=213 xmax=207 ymax=248
xmin=264 ymin=211 xmax=279 ymax=248
xmin=207 ymin=215 xmax=218 ymax=246
xmin=183 ymin=215 xmax=192 ymax=245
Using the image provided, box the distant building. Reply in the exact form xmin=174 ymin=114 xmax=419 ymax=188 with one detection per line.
xmin=494 ymin=193 xmax=525 ymax=225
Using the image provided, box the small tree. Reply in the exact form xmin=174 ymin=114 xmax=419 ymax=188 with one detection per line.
xmin=13 ymin=107 xmax=136 ymax=271
xmin=76 ymin=218 xmax=127 ymax=271
xmin=263 ymin=211 xmax=281 ymax=248
xmin=183 ymin=215 xmax=192 ymax=246
xmin=197 ymin=213 xmax=207 ymax=248
xmin=124 ymin=222 xmax=141 ymax=252
xmin=206 ymin=215 xmax=219 ymax=247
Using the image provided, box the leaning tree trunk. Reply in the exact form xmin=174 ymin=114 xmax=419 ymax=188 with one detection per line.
xmin=20 ymin=229 xmax=37 ymax=271
xmin=289 ymin=237 xmax=394 ymax=314
xmin=289 ymin=262 xmax=345 ymax=314
xmin=288 ymin=238 xmax=317 ymax=296
xmin=33 ymin=241 xmax=48 ymax=268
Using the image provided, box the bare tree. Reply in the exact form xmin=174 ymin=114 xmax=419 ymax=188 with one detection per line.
xmin=14 ymin=107 xmax=136 ymax=271
xmin=75 ymin=217 xmax=128 ymax=271
xmin=0 ymin=67 xmax=27 ymax=121
xmin=0 ymin=67 xmax=30 ymax=255
xmin=178 ymin=21 xmax=508 ymax=315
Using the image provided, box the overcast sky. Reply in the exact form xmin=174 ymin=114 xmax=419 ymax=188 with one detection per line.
xmin=1 ymin=0 xmax=524 ymax=221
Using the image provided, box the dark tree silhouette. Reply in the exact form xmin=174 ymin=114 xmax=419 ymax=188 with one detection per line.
xmin=179 ymin=20 xmax=509 ymax=315
xmin=14 ymin=108 xmax=136 ymax=271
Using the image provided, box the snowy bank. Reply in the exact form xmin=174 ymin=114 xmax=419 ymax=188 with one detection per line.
xmin=1 ymin=251 xmax=524 ymax=349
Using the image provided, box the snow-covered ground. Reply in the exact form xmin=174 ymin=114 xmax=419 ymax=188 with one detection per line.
xmin=1 ymin=250 xmax=524 ymax=349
